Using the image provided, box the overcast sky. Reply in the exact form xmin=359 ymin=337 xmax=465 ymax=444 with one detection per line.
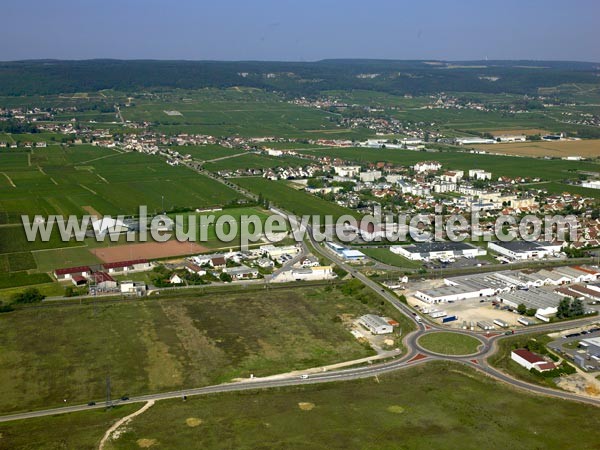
xmin=2 ymin=0 xmax=599 ymax=62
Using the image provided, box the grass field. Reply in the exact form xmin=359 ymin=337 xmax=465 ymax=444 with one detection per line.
xmin=233 ymin=178 xmax=360 ymax=220
xmin=0 ymin=283 xmax=412 ymax=413
xmin=417 ymin=332 xmax=482 ymax=356
xmin=359 ymin=247 xmax=423 ymax=269
xmin=475 ymin=139 xmax=600 ymax=158
xmin=3 ymin=361 xmax=600 ymax=449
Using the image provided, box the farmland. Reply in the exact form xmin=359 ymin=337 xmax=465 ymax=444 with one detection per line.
xmin=0 ymin=283 xmax=412 ymax=413
xmin=119 ymin=88 xmax=365 ymax=139
xmin=297 ymin=147 xmax=598 ymax=183
xmin=2 ymin=361 xmax=600 ymax=449
xmin=474 ymin=139 xmax=600 ymax=158
xmin=233 ymin=177 xmax=360 ymax=219
xmin=203 ymin=152 xmax=307 ymax=171
xmin=0 ymin=145 xmax=242 ymax=225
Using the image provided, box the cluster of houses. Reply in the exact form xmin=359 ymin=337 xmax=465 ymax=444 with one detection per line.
xmin=54 ymin=259 xmax=153 ymax=295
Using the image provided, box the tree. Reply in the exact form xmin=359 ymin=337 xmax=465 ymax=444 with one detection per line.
xmin=569 ymin=298 xmax=584 ymax=317
xmin=557 ymin=298 xmax=571 ymax=318
xmin=525 ymin=308 xmax=537 ymax=317
xmin=517 ymin=303 xmax=527 ymax=315
xmin=11 ymin=288 xmax=45 ymax=304
xmin=219 ymin=272 xmax=232 ymax=283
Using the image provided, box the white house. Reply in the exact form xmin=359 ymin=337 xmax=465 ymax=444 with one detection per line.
xmin=169 ymin=273 xmax=184 ymax=284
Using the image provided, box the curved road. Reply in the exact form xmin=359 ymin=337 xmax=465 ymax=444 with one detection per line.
xmin=1 ymin=182 xmax=599 ymax=424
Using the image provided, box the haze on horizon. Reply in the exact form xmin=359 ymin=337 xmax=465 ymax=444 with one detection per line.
xmin=1 ymin=0 xmax=599 ymax=62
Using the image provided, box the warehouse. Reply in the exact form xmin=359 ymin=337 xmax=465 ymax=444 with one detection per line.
xmin=102 ymin=259 xmax=153 ymax=274
xmin=358 ymin=314 xmax=394 ymax=335
xmin=497 ymin=288 xmax=563 ymax=320
xmin=325 ymin=242 xmax=366 ymax=260
xmin=511 ymin=349 xmax=556 ymax=372
xmin=488 ymin=241 xmax=563 ymax=260
xmin=390 ymin=241 xmax=486 ymax=261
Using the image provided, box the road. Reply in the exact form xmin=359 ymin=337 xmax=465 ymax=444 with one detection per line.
xmin=1 ymin=175 xmax=599 ymax=424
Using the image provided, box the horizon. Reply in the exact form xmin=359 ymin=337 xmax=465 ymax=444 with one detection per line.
xmin=2 ymin=0 xmax=599 ymax=61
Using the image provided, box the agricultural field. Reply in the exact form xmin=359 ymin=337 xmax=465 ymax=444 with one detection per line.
xmin=178 ymin=144 xmax=245 ymax=161
xmin=0 ymin=283 xmax=411 ymax=413
xmin=233 ymin=177 xmax=360 ymax=220
xmin=474 ymin=139 xmax=600 ymax=158
xmin=297 ymin=147 xmax=598 ymax=184
xmin=3 ymin=361 xmax=600 ymax=449
xmin=203 ymin=152 xmax=307 ymax=172
xmin=119 ymin=88 xmax=364 ymax=139
xmin=0 ymin=145 xmax=242 ymax=225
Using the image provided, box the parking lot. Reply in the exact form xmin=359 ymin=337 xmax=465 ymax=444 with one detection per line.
xmin=548 ymin=328 xmax=600 ymax=373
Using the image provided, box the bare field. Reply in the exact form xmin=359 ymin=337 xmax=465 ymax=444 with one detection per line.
xmin=90 ymin=241 xmax=208 ymax=262
xmin=475 ymin=139 xmax=600 ymax=157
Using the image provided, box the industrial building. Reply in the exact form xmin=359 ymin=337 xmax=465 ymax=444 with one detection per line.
xmin=358 ymin=314 xmax=394 ymax=335
xmin=488 ymin=241 xmax=563 ymax=260
xmin=497 ymin=288 xmax=564 ymax=321
xmin=390 ymin=241 xmax=486 ymax=261
xmin=325 ymin=242 xmax=366 ymax=260
xmin=413 ymin=265 xmax=599 ymax=305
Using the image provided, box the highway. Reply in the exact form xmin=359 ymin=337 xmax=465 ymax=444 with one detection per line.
xmin=1 ymin=178 xmax=599 ymax=424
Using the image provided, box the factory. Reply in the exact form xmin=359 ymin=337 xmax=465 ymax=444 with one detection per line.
xmin=414 ymin=266 xmax=599 ymax=305
xmin=488 ymin=241 xmax=563 ymax=260
xmin=390 ymin=241 xmax=486 ymax=261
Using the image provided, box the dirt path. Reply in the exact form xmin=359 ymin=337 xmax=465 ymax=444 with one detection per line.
xmin=98 ymin=400 xmax=155 ymax=450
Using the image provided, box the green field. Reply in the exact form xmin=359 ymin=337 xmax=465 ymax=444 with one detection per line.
xmin=359 ymin=247 xmax=423 ymax=269
xmin=0 ymin=146 xmax=242 ymax=226
xmin=233 ymin=178 xmax=360 ymax=220
xmin=0 ymin=283 xmax=411 ymax=413
xmin=298 ymin=147 xmax=598 ymax=184
xmin=417 ymin=332 xmax=482 ymax=356
xmin=3 ymin=361 xmax=600 ymax=449
xmin=120 ymin=88 xmax=365 ymax=139
xmin=204 ymin=153 xmax=307 ymax=171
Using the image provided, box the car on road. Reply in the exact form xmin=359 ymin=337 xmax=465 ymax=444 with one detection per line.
xmin=300 ymin=374 xmax=309 ymax=380
xmin=121 ymin=396 xmax=129 ymax=401
xmin=87 ymin=401 xmax=96 ymax=406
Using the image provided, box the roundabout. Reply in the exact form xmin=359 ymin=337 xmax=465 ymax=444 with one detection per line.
xmin=416 ymin=331 xmax=484 ymax=356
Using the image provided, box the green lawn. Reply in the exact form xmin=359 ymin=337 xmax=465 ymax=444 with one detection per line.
xmin=3 ymin=361 xmax=599 ymax=449
xmin=0 ymin=283 xmax=411 ymax=414
xmin=418 ymin=332 xmax=482 ymax=355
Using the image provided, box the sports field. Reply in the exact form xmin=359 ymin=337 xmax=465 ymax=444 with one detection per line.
xmin=2 ymin=361 xmax=599 ymax=449
xmin=0 ymin=283 xmax=410 ymax=413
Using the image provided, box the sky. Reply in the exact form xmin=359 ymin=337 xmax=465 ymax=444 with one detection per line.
xmin=2 ymin=0 xmax=599 ymax=62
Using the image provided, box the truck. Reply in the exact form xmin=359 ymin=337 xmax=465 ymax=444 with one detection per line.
xmin=429 ymin=311 xmax=447 ymax=319
xmin=442 ymin=315 xmax=458 ymax=323
xmin=415 ymin=315 xmax=422 ymax=323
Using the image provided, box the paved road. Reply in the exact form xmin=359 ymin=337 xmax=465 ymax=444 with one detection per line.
xmin=2 ymin=177 xmax=599 ymax=424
